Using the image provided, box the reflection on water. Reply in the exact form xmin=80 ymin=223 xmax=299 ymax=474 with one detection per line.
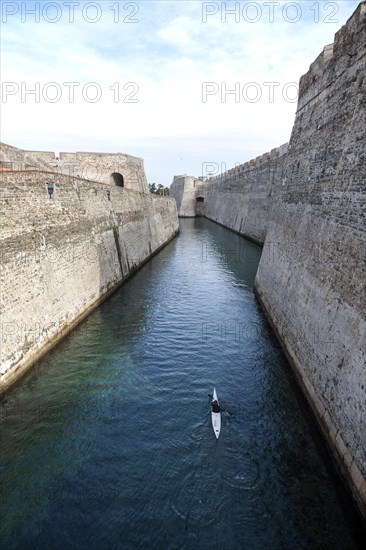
xmin=0 ymin=218 xmax=363 ymax=549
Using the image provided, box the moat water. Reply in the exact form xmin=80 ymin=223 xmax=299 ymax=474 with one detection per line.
xmin=0 ymin=219 xmax=363 ymax=549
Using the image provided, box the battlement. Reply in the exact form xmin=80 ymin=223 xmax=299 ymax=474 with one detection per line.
xmin=208 ymin=143 xmax=288 ymax=184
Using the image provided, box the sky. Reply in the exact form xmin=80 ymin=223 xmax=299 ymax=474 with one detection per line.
xmin=0 ymin=0 xmax=361 ymax=184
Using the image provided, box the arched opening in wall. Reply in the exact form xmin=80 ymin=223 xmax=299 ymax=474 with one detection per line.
xmin=111 ymin=172 xmax=124 ymax=187
xmin=196 ymin=196 xmax=204 ymax=203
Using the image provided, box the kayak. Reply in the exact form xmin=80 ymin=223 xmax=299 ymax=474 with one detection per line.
xmin=211 ymin=387 xmax=221 ymax=439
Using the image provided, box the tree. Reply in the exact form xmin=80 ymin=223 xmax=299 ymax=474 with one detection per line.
xmin=148 ymin=183 xmax=169 ymax=196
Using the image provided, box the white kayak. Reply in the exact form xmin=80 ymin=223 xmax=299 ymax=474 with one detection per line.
xmin=211 ymin=387 xmax=221 ymax=439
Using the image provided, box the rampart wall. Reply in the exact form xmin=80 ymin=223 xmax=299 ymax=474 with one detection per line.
xmin=0 ymin=143 xmax=148 ymax=193
xmin=58 ymin=151 xmax=148 ymax=193
xmin=170 ymin=176 xmax=209 ymax=218
xmin=0 ymin=170 xmax=178 ymax=393
xmin=177 ymin=1 xmax=366 ymax=516
xmin=204 ymin=144 xmax=288 ymax=244
xmin=255 ymin=2 xmax=366 ymax=516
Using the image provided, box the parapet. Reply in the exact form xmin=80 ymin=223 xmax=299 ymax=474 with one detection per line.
xmin=334 ymin=1 xmax=366 ymax=56
xmin=298 ymin=1 xmax=365 ymax=112
xmin=171 ymin=175 xmax=209 ymax=189
xmin=25 ymin=150 xmax=56 ymax=161
xmin=59 ymin=151 xmax=143 ymax=162
xmin=208 ymin=143 xmax=289 ymax=184
xmin=0 ymin=142 xmax=149 ymax=194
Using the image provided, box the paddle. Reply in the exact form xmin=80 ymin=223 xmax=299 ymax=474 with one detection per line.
xmin=207 ymin=394 xmax=234 ymax=416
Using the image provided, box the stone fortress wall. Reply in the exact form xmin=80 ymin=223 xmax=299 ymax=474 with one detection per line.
xmin=170 ymin=143 xmax=288 ymax=242
xmin=0 ymin=142 xmax=148 ymax=193
xmin=256 ymin=2 xmax=366 ymax=518
xmin=0 ymin=145 xmax=179 ymax=394
xmin=0 ymin=142 xmax=52 ymax=169
xmin=170 ymin=175 xmax=209 ymax=217
xmin=58 ymin=151 xmax=148 ymax=193
xmin=204 ymin=143 xmax=288 ymax=244
xmin=170 ymin=2 xmax=366 ymax=518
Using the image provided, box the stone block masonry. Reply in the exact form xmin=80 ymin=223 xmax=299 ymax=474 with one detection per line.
xmin=0 ymin=169 xmax=178 ymax=394
xmin=255 ymin=2 xmax=366 ymax=517
xmin=170 ymin=175 xmax=209 ymax=217
xmin=204 ymin=144 xmax=288 ymax=244
xmin=58 ymin=151 xmax=149 ymax=193
xmin=0 ymin=143 xmax=148 ymax=193
xmin=170 ymin=144 xmax=288 ymax=241
xmin=173 ymin=2 xmax=365 ymax=518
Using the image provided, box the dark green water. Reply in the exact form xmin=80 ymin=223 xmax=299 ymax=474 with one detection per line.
xmin=0 ymin=219 xmax=363 ymax=549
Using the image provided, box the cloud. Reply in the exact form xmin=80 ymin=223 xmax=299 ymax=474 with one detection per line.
xmin=157 ymin=16 xmax=195 ymax=48
xmin=0 ymin=0 xmax=361 ymax=183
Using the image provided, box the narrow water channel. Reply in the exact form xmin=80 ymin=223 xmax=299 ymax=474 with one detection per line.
xmin=0 ymin=219 xmax=363 ymax=548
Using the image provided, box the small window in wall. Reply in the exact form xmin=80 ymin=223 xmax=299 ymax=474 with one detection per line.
xmin=196 ymin=196 xmax=204 ymax=203
xmin=111 ymin=172 xmax=124 ymax=187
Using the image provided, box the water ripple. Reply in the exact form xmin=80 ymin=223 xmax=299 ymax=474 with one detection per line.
xmin=0 ymin=219 xmax=362 ymax=549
